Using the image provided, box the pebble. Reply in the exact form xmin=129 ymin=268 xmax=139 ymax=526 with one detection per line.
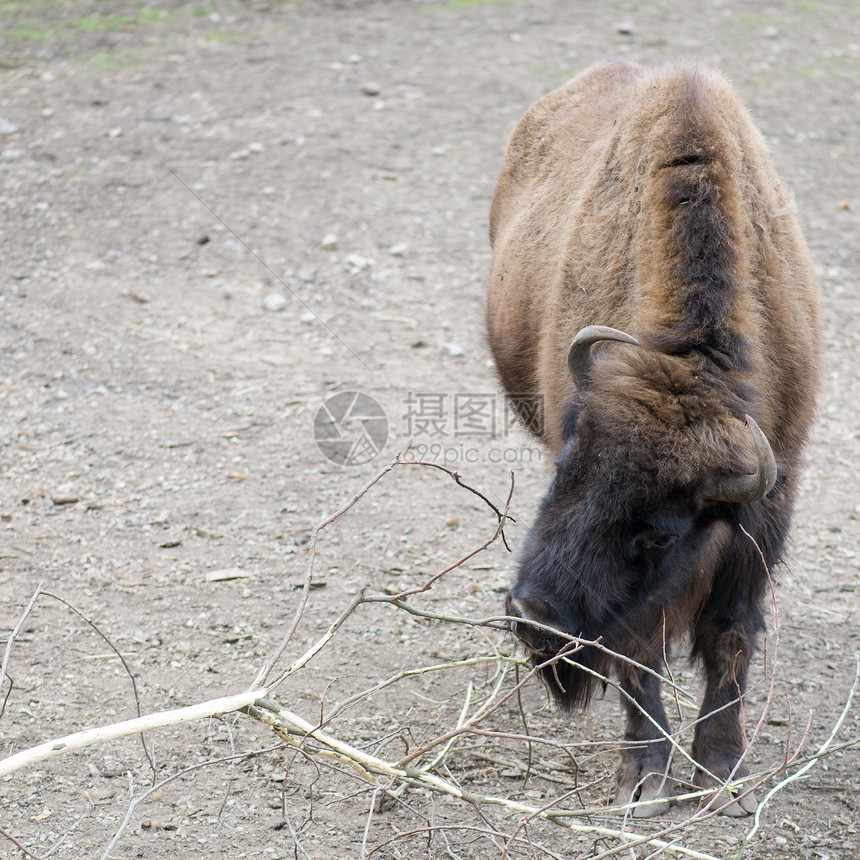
xmin=263 ymin=292 xmax=288 ymax=312
xmin=443 ymin=342 xmax=465 ymax=357
xmin=763 ymin=26 xmax=779 ymax=38
xmin=362 ymin=82 xmax=381 ymax=97
xmin=0 ymin=119 xmax=18 ymax=134
xmin=297 ymin=267 xmax=317 ymax=283
xmin=206 ymin=568 xmax=252 ymax=582
xmin=321 ymin=233 xmax=338 ymax=250
xmin=345 ymin=253 xmax=371 ymax=271
xmin=389 ymin=243 xmax=408 ymax=257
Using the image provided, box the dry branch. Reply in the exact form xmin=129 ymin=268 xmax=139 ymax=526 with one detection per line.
xmin=0 ymin=690 xmax=262 ymax=778
xmin=242 ymin=697 xmax=723 ymax=860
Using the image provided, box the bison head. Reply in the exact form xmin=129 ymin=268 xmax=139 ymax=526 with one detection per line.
xmin=508 ymin=327 xmax=776 ymax=708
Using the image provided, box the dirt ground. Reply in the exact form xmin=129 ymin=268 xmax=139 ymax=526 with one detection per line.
xmin=1 ymin=1 xmax=859 ymax=858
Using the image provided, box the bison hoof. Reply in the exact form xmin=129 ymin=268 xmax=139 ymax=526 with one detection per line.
xmin=613 ymin=774 xmax=673 ymax=818
xmin=694 ymin=772 xmax=758 ymax=817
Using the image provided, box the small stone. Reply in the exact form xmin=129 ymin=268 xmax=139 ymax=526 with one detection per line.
xmin=763 ymin=26 xmax=779 ymax=38
xmin=362 ymin=82 xmax=381 ymax=97
xmin=345 ymin=254 xmax=371 ymax=271
xmin=389 ymin=243 xmax=408 ymax=257
xmin=321 ymin=233 xmax=338 ymax=250
xmin=51 ymin=495 xmax=79 ymax=506
xmin=107 ymin=127 xmax=123 ymax=138
xmin=297 ymin=267 xmax=317 ymax=283
xmin=206 ymin=568 xmax=252 ymax=582
xmin=837 ymin=199 xmax=851 ymax=211
xmin=346 ymin=53 xmax=362 ymax=64
xmin=616 ymin=20 xmax=635 ymax=35
xmin=263 ymin=292 xmax=288 ymax=312
xmin=443 ymin=342 xmax=465 ymax=358
xmin=0 ymin=119 xmax=18 ymax=134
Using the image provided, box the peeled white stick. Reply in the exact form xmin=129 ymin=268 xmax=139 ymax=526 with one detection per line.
xmin=0 ymin=689 xmax=263 ymax=778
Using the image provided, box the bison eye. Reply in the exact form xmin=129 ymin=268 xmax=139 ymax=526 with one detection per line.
xmin=633 ymin=530 xmax=679 ymax=564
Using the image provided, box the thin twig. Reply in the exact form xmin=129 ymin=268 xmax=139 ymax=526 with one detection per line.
xmin=0 ymin=583 xmax=43 ymax=719
xmin=254 ymin=458 xmax=513 ymax=690
xmin=97 ymin=743 xmax=285 ymax=860
xmin=0 ymin=824 xmax=67 ymax=860
xmin=738 ymin=650 xmax=860 ymax=854
xmin=401 ymin=460 xmax=517 ymax=537
xmin=254 ymin=458 xmax=402 ymax=689
xmin=41 ymin=591 xmax=157 ymax=780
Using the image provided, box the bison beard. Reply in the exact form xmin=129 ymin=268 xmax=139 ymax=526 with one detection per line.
xmin=487 ymin=61 xmax=820 ymax=818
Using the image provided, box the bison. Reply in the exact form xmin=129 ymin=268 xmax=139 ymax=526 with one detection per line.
xmin=487 ymin=61 xmax=820 ymax=817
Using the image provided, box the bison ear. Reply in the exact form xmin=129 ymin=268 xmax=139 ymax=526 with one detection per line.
xmin=567 ymin=325 xmax=640 ymax=395
xmin=508 ymin=593 xmax=556 ymax=627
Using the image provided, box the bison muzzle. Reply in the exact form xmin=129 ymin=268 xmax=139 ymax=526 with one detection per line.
xmin=487 ymin=61 xmax=821 ymax=818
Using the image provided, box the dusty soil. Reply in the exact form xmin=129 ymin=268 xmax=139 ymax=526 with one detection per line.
xmin=1 ymin=1 xmax=859 ymax=857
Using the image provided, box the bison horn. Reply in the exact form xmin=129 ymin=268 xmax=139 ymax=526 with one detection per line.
xmin=706 ymin=415 xmax=777 ymax=504
xmin=567 ymin=325 xmax=640 ymax=394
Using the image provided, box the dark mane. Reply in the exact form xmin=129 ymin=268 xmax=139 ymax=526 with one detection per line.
xmin=651 ymin=71 xmax=751 ymax=370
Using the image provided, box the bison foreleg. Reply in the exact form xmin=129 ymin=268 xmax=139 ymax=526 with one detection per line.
xmin=691 ymin=620 xmax=759 ymax=816
xmin=612 ymin=660 xmax=673 ymax=818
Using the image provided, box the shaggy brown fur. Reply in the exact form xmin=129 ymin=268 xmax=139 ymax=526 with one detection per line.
xmin=487 ymin=61 xmax=820 ymax=817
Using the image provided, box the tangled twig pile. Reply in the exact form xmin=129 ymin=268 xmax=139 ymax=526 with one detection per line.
xmin=1 ymin=458 xmax=858 ymax=859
